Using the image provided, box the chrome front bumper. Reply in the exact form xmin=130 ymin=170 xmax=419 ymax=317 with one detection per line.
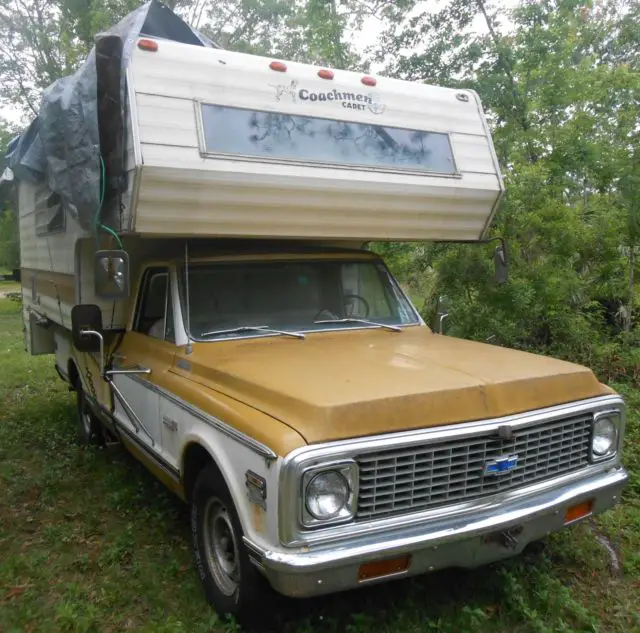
xmin=245 ymin=467 xmax=628 ymax=598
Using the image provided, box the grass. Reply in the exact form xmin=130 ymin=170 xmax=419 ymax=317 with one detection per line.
xmin=0 ymin=276 xmax=20 ymax=301
xmin=0 ymin=297 xmax=638 ymax=633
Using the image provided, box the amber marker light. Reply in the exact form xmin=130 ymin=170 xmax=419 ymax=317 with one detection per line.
xmin=565 ymin=500 xmax=593 ymax=524
xmin=358 ymin=555 xmax=411 ymax=582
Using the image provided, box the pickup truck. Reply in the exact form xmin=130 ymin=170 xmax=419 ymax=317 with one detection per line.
xmin=64 ymin=245 xmax=627 ymax=619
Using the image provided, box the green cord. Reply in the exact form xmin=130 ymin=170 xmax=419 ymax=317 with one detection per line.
xmin=95 ymin=155 xmax=124 ymax=250
xmin=100 ymin=224 xmax=123 ymax=246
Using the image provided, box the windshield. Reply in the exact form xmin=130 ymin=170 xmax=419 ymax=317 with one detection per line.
xmin=180 ymin=259 xmax=419 ymax=340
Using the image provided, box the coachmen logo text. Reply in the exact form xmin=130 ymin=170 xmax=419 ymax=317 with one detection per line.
xmin=271 ymin=80 xmax=385 ymax=114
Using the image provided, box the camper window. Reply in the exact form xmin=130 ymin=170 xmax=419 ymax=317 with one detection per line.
xmin=134 ymin=268 xmax=175 ymax=342
xmin=199 ymin=104 xmax=457 ymax=175
xmin=35 ymin=192 xmax=65 ymax=236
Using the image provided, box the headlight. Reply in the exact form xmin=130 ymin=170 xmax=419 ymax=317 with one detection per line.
xmin=301 ymin=462 xmax=358 ymax=527
xmin=591 ymin=413 xmax=620 ymax=459
xmin=306 ymin=471 xmax=349 ymax=519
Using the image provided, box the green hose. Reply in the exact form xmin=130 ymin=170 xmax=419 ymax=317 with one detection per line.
xmin=95 ymin=155 xmax=124 ymax=249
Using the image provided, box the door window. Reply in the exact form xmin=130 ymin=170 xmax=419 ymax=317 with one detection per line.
xmin=134 ymin=268 xmax=175 ymax=342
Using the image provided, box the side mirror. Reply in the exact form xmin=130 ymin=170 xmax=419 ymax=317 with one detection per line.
xmin=71 ymin=304 xmax=103 ymax=353
xmin=95 ymin=249 xmax=130 ymax=298
xmin=494 ymin=243 xmax=509 ymax=284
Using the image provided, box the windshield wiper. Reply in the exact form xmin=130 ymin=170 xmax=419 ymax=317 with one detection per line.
xmin=314 ymin=318 xmax=402 ymax=332
xmin=200 ymin=325 xmax=305 ymax=340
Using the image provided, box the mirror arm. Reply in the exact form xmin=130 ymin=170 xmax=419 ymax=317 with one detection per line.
xmin=81 ymin=329 xmax=105 ymax=377
xmin=435 ymin=236 xmax=509 ymax=260
xmin=477 ymin=236 xmax=508 ymax=262
xmin=438 ymin=312 xmax=449 ymax=334
xmin=106 ymin=367 xmax=152 ymax=376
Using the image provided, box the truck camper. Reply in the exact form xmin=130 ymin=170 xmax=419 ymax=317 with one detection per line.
xmin=8 ymin=1 xmax=627 ymax=620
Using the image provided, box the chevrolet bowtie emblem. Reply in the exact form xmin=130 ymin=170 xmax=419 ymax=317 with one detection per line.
xmin=484 ymin=454 xmax=519 ymax=476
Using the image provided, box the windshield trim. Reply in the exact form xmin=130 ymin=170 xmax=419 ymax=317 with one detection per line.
xmin=176 ymin=256 xmax=423 ymax=343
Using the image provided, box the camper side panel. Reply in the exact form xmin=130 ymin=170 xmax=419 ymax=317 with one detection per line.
xmin=18 ymin=182 xmax=130 ymax=356
xmin=19 ymin=180 xmax=78 ymax=353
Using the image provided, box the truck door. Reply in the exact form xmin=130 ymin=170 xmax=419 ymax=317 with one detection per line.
xmin=111 ymin=267 xmax=175 ymax=456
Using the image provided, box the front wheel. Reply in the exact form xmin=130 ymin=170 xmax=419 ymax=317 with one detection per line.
xmin=191 ymin=464 xmax=271 ymax=622
xmin=75 ymin=381 xmax=104 ymax=445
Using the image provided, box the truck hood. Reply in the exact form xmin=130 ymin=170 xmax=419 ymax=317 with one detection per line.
xmin=174 ymin=327 xmax=607 ymax=444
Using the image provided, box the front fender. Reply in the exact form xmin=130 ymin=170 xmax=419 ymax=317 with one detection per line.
xmin=179 ymin=425 xmax=284 ymax=551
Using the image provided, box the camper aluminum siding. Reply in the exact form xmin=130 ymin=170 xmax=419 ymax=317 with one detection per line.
xmin=18 ymin=180 xmax=131 ymax=337
xmin=19 ymin=180 xmax=76 ymax=351
xmin=123 ymin=39 xmax=504 ymax=241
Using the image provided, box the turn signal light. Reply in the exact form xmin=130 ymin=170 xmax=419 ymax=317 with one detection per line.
xmin=564 ymin=500 xmax=593 ymax=524
xmin=358 ymin=555 xmax=410 ymax=582
xmin=137 ymin=38 xmax=159 ymax=52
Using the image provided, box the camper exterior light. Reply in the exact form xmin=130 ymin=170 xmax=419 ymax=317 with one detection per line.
xmin=318 ymin=68 xmax=334 ymax=80
xmin=361 ymin=75 xmax=377 ymax=86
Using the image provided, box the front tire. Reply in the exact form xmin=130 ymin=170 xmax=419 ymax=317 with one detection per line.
xmin=75 ymin=381 xmax=103 ymax=445
xmin=191 ymin=464 xmax=271 ymax=622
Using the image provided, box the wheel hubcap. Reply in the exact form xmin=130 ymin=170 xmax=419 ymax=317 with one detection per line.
xmin=203 ymin=497 xmax=240 ymax=596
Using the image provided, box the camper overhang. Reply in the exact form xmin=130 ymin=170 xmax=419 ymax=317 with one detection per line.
xmin=123 ymin=38 xmax=504 ymax=242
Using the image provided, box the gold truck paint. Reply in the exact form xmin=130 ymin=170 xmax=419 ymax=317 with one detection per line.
xmin=115 ymin=332 xmax=307 ymax=458
xmin=170 ymin=326 xmax=608 ymax=444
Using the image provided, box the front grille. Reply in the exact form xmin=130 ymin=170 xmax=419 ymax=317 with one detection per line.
xmin=356 ymin=413 xmax=592 ymax=520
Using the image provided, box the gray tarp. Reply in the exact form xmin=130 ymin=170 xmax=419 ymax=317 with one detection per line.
xmin=7 ymin=1 xmax=213 ymax=230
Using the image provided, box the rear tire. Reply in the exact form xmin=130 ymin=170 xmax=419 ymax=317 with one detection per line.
xmin=75 ymin=381 xmax=103 ymax=445
xmin=191 ymin=464 xmax=271 ymax=623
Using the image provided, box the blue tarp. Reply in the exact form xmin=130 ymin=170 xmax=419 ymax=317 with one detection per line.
xmin=6 ymin=1 xmax=213 ymax=229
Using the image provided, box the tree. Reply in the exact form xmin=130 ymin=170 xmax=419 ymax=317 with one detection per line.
xmin=0 ymin=0 xmax=142 ymax=117
xmin=371 ymin=0 xmax=638 ymax=368
xmin=0 ymin=0 xmax=366 ymax=120
xmin=0 ymin=117 xmax=18 ymax=272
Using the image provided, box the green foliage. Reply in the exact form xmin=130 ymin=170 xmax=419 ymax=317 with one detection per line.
xmin=0 ymin=118 xmax=18 ymax=272
xmin=374 ymin=0 xmax=639 ymax=383
xmin=0 ymin=206 xmax=19 ymax=271
xmin=0 ymin=0 xmax=367 ymax=120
